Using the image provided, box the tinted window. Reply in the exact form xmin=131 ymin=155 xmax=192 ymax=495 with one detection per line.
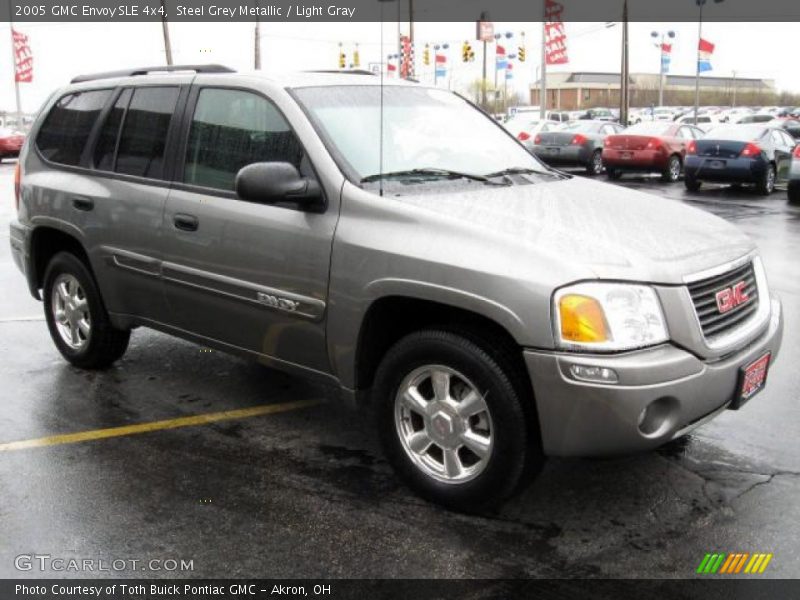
xmin=184 ymin=88 xmax=303 ymax=191
xmin=113 ymin=87 xmax=179 ymax=179
xmin=36 ymin=89 xmax=112 ymax=166
xmin=93 ymin=89 xmax=131 ymax=171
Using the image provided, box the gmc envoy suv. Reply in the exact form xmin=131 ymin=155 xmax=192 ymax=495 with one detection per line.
xmin=9 ymin=66 xmax=783 ymax=510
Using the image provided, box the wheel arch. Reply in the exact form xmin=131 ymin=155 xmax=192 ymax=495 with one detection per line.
xmin=29 ymin=224 xmax=92 ymax=299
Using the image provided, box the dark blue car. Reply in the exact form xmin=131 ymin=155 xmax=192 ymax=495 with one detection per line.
xmin=684 ymin=124 xmax=797 ymax=195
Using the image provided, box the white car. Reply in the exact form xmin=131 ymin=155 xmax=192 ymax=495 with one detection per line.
xmin=676 ymin=113 xmax=720 ymax=132
xmin=503 ymin=117 xmax=562 ymax=148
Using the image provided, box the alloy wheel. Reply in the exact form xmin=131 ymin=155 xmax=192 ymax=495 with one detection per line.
xmin=51 ymin=273 xmax=91 ymax=350
xmin=394 ymin=365 xmax=493 ymax=484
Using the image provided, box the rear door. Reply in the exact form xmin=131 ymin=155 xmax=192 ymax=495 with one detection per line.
xmin=85 ymin=83 xmax=187 ymax=323
xmin=162 ymin=85 xmax=337 ymax=374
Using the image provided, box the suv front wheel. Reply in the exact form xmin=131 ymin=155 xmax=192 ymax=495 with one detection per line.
xmin=374 ymin=329 xmax=541 ymax=511
xmin=43 ymin=252 xmax=130 ymax=369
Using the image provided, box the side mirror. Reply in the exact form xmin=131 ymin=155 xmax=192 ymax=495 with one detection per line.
xmin=235 ymin=162 xmax=323 ymax=209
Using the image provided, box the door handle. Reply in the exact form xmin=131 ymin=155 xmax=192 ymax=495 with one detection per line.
xmin=173 ymin=213 xmax=199 ymax=232
xmin=71 ymin=197 xmax=94 ymax=211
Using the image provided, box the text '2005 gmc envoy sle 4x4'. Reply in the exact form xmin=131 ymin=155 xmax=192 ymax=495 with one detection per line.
xmin=9 ymin=66 xmax=783 ymax=510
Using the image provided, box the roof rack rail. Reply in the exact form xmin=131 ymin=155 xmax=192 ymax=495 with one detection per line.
xmin=70 ymin=64 xmax=235 ymax=84
xmin=304 ymin=69 xmax=377 ymax=76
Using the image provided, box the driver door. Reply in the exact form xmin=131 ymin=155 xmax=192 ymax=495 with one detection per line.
xmin=161 ymin=86 xmax=337 ymax=374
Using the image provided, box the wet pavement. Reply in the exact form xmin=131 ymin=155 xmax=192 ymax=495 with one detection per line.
xmin=0 ymin=160 xmax=798 ymax=578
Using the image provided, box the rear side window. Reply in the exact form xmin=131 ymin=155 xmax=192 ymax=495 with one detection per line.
xmin=183 ymin=88 xmax=303 ymax=192
xmin=115 ymin=87 xmax=180 ymax=179
xmin=94 ymin=89 xmax=131 ymax=171
xmin=36 ymin=89 xmax=112 ymax=166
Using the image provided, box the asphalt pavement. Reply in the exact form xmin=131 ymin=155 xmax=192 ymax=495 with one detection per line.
xmin=0 ymin=160 xmax=798 ymax=579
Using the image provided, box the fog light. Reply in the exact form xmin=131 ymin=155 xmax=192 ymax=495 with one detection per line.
xmin=637 ymin=397 xmax=679 ymax=436
xmin=569 ymin=364 xmax=619 ymax=384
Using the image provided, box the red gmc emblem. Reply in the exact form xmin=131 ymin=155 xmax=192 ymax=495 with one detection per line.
xmin=715 ymin=281 xmax=750 ymax=314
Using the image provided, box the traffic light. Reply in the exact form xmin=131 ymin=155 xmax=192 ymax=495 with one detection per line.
xmin=338 ymin=43 xmax=346 ymax=69
xmin=423 ymin=44 xmax=430 ymax=66
xmin=518 ymin=45 xmax=526 ymax=62
xmin=462 ymin=41 xmax=474 ymax=62
xmin=353 ymin=44 xmax=360 ymax=68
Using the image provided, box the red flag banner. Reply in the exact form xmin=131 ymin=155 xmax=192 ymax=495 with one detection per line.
xmin=544 ymin=0 xmax=568 ymax=65
xmin=13 ymin=28 xmax=33 ymax=83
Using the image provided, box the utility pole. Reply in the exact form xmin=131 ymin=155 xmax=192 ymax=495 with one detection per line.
xmin=254 ymin=2 xmax=261 ymax=69
xmin=732 ymin=70 xmax=737 ymax=107
xmin=160 ymin=0 xmax=173 ymax=65
xmin=539 ymin=7 xmax=547 ymax=120
xmin=619 ymin=0 xmax=629 ymax=126
xmin=693 ymin=1 xmax=704 ymax=123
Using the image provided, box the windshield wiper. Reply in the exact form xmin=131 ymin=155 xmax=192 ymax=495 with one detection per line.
xmin=361 ymin=168 xmax=507 ymax=185
xmin=484 ymin=167 xmax=548 ymax=178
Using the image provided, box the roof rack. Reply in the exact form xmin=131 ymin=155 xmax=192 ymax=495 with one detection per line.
xmin=304 ymin=69 xmax=377 ymax=76
xmin=70 ymin=64 xmax=235 ymax=84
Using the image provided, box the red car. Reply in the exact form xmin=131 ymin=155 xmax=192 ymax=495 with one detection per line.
xmin=0 ymin=127 xmax=25 ymax=161
xmin=602 ymin=121 xmax=704 ymax=182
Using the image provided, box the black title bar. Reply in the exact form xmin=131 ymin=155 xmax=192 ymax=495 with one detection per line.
xmin=4 ymin=0 xmax=800 ymax=22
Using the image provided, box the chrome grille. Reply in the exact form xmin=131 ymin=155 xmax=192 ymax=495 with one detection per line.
xmin=688 ymin=261 xmax=759 ymax=339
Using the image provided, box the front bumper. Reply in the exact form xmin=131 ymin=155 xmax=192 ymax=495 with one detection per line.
xmin=524 ymin=296 xmax=783 ymax=457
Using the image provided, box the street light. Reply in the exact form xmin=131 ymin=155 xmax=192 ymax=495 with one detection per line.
xmin=694 ymin=0 xmax=725 ymax=123
xmin=651 ymin=29 xmax=675 ymax=107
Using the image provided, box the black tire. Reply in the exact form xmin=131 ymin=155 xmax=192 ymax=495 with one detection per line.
xmin=661 ymin=155 xmax=682 ymax=183
xmin=373 ymin=329 xmax=543 ymax=512
xmin=756 ymin=164 xmax=776 ymax=196
xmin=684 ymin=174 xmax=702 ymax=192
xmin=789 ymin=181 xmax=800 ymax=205
xmin=606 ymin=167 xmax=622 ymax=180
xmin=43 ymin=252 xmax=130 ymax=369
xmin=586 ymin=149 xmax=603 ymax=176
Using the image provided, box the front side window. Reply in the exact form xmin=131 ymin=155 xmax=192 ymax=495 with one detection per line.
xmin=115 ymin=86 xmax=180 ymax=179
xmin=183 ymin=88 xmax=303 ymax=192
xmin=36 ymin=89 xmax=112 ymax=166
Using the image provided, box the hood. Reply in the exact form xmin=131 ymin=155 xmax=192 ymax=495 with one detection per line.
xmin=391 ymin=176 xmax=755 ymax=284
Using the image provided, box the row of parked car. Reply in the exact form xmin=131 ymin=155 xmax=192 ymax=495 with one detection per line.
xmin=506 ymin=115 xmax=800 ymax=203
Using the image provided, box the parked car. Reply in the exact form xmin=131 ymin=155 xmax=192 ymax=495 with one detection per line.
xmin=602 ymin=121 xmax=704 ymax=182
xmin=676 ymin=113 xmax=720 ymax=132
xmin=531 ymin=120 xmax=624 ymax=175
xmin=769 ymin=117 xmax=800 ymax=140
xmin=719 ymin=107 xmax=754 ymax=123
xmin=789 ymin=144 xmax=800 ymax=204
xmin=653 ymin=107 xmax=678 ymax=121
xmin=0 ymin=127 xmax=25 ymax=161
xmin=735 ymin=114 xmax=775 ymax=125
xmin=576 ymin=107 xmax=616 ymax=122
xmin=684 ymin=124 xmax=797 ymax=195
xmin=504 ymin=117 xmax=561 ymax=149
xmin=9 ymin=67 xmax=784 ymax=511
xmin=546 ymin=110 xmax=571 ymax=123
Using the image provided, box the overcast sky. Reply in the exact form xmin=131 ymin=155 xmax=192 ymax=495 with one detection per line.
xmin=1 ymin=21 xmax=797 ymax=113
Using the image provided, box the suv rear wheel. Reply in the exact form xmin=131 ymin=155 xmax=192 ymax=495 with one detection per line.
xmin=43 ymin=252 xmax=130 ymax=369
xmin=373 ymin=329 xmax=541 ymax=511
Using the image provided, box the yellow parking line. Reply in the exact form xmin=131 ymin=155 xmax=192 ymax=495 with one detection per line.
xmin=0 ymin=399 xmax=323 ymax=452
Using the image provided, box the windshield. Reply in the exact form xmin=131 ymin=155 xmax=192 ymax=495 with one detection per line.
xmin=292 ymin=85 xmax=549 ymax=182
xmin=624 ymin=122 xmax=673 ymax=136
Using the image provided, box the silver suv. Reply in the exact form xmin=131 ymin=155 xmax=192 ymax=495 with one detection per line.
xmin=9 ymin=67 xmax=784 ymax=510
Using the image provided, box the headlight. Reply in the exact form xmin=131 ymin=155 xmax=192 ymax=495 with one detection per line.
xmin=554 ymin=283 xmax=669 ymax=351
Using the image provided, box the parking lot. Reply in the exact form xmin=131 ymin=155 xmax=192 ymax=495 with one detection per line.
xmin=1 ymin=159 xmax=798 ymax=579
